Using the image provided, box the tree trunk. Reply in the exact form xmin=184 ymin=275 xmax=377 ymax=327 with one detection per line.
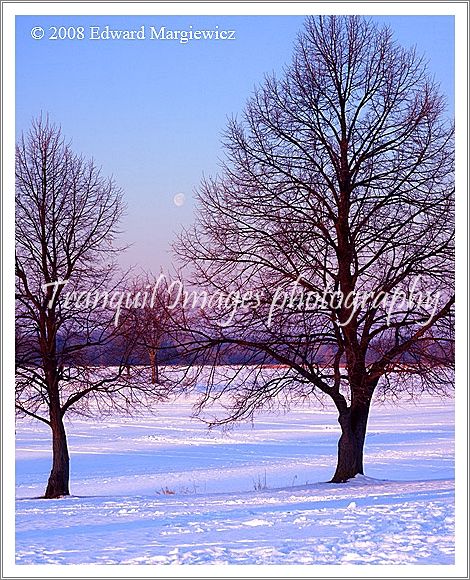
xmin=44 ymin=411 xmax=70 ymax=498
xmin=330 ymin=401 xmax=370 ymax=483
xmin=149 ymin=348 xmax=159 ymax=384
xmin=155 ymin=351 xmax=159 ymax=384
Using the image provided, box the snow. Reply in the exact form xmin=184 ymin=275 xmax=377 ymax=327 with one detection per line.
xmin=15 ymin=394 xmax=454 ymax=565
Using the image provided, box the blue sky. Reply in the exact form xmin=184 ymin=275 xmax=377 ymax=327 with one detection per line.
xmin=16 ymin=15 xmax=454 ymax=272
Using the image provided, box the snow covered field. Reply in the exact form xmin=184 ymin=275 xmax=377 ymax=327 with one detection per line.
xmin=16 ymin=394 xmax=454 ymax=565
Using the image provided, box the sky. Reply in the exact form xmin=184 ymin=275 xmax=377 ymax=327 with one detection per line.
xmin=15 ymin=15 xmax=455 ymax=273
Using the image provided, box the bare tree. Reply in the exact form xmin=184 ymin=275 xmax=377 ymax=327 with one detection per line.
xmin=15 ymin=116 xmax=153 ymax=498
xmin=122 ymin=272 xmax=179 ymax=384
xmin=176 ymin=16 xmax=454 ymax=482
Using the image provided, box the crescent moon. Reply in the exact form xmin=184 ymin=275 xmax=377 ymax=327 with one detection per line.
xmin=173 ymin=193 xmax=185 ymax=207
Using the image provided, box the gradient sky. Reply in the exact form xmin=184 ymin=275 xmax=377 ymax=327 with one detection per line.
xmin=16 ymin=15 xmax=454 ymax=272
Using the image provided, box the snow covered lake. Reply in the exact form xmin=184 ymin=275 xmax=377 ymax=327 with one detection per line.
xmin=16 ymin=393 xmax=454 ymax=565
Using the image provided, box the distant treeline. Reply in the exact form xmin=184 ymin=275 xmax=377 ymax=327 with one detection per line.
xmin=16 ymin=331 xmax=453 ymax=368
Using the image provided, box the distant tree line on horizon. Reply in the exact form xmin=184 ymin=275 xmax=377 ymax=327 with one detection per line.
xmin=16 ymin=327 xmax=453 ymax=368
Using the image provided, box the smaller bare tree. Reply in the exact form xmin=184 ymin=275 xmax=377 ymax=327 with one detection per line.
xmin=15 ymin=116 xmax=163 ymax=498
xmin=120 ymin=272 xmax=179 ymax=384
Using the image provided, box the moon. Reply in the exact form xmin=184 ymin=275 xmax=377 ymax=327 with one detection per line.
xmin=173 ymin=192 xmax=185 ymax=207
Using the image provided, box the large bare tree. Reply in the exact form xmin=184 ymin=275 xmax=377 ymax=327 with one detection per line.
xmin=15 ymin=116 xmax=152 ymax=498
xmin=176 ymin=16 xmax=454 ymax=482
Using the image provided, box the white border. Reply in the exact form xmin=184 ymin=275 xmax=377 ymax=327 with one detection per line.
xmin=2 ymin=1 xmax=467 ymax=578
xmin=1 ymin=1 xmax=466 ymax=16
